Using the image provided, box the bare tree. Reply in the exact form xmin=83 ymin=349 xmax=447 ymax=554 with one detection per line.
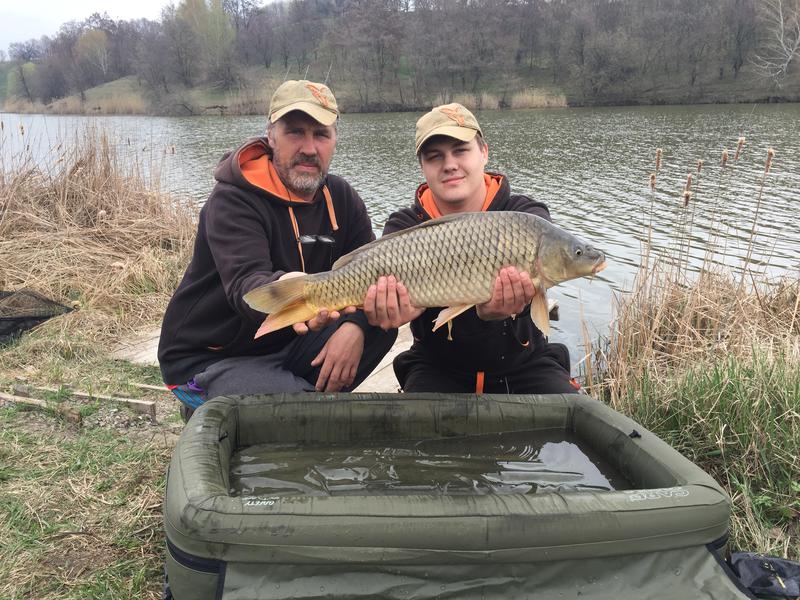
xmin=752 ymin=0 xmax=800 ymax=85
xmin=223 ymin=0 xmax=258 ymax=31
xmin=9 ymin=39 xmax=43 ymax=62
xmin=237 ymin=8 xmax=274 ymax=68
xmin=135 ymin=20 xmax=172 ymax=93
xmin=724 ymin=0 xmax=757 ymax=78
xmin=162 ymin=4 xmax=201 ymax=87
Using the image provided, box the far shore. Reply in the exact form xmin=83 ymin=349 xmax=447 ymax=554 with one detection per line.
xmin=5 ymin=87 xmax=799 ymax=119
xmin=5 ymin=98 xmax=800 ymax=119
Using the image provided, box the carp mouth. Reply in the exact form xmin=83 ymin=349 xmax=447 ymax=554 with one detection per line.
xmin=592 ymin=260 xmax=607 ymax=275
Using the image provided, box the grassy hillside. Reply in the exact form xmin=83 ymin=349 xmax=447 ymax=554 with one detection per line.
xmin=50 ymin=76 xmax=148 ymax=115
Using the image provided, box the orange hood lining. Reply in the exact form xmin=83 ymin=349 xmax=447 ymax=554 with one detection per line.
xmin=238 ymin=144 xmax=338 ymax=230
xmin=238 ymin=144 xmax=303 ymax=203
xmin=417 ymin=173 xmax=502 ymax=219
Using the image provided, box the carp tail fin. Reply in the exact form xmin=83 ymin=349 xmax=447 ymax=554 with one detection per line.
xmin=244 ymin=275 xmax=317 ymax=338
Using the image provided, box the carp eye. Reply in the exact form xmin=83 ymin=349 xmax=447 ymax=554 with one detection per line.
xmin=575 ymin=248 xmax=583 ymax=257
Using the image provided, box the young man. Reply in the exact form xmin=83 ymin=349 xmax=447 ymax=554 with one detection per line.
xmin=364 ymin=103 xmax=578 ymax=395
xmin=158 ymin=80 xmax=396 ymax=417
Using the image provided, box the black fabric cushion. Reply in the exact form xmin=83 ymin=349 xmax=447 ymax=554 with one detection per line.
xmin=730 ymin=552 xmax=800 ymax=598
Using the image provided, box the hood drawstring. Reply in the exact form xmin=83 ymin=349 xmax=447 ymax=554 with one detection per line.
xmin=287 ymin=205 xmax=305 ymax=272
xmin=323 ymin=186 xmax=339 ymax=232
xmin=475 ymin=371 xmax=485 ymax=394
xmin=288 ymin=184 xmax=338 ymax=273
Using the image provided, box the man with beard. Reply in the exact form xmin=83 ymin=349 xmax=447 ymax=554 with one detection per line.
xmin=158 ymin=80 xmax=396 ymax=420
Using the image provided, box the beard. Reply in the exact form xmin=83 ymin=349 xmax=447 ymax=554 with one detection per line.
xmin=273 ymin=150 xmax=326 ymax=197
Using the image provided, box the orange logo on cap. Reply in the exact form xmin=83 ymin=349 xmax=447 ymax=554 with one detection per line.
xmin=439 ymin=106 xmax=465 ymax=126
xmin=305 ymin=83 xmax=331 ymax=108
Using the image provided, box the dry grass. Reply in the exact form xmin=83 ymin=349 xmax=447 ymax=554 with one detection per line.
xmin=82 ymin=94 xmax=148 ymax=115
xmin=224 ymin=85 xmax=268 ymax=115
xmin=2 ymin=97 xmax=48 ymax=114
xmin=0 ymin=124 xmax=196 ymax=360
xmin=47 ymin=96 xmax=85 ymax=114
xmin=432 ymin=91 xmax=500 ymax=110
xmin=592 ymin=268 xmax=799 ymax=409
xmin=450 ymin=92 xmax=478 ymax=110
xmin=3 ymin=94 xmax=148 ymax=115
xmin=510 ymin=88 xmax=568 ymax=108
xmin=582 ymin=143 xmax=800 ymax=559
xmin=432 ymin=91 xmax=454 ymax=107
xmin=479 ymin=92 xmax=500 ymax=110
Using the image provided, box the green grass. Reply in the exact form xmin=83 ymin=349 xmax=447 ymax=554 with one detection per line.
xmin=616 ymin=353 xmax=800 ymax=559
xmin=0 ymin=407 xmax=170 ymax=599
xmin=0 ymin=324 xmax=164 ymax=395
xmin=81 ymin=75 xmax=142 ymax=103
xmin=187 ymin=84 xmax=230 ymax=106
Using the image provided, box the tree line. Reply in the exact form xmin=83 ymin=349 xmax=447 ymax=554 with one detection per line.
xmin=4 ymin=0 xmax=800 ymax=112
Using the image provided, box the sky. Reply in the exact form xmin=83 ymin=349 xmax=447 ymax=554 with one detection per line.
xmin=1 ymin=0 xmax=169 ymax=57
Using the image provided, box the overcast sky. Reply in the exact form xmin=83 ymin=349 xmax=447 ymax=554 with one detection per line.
xmin=1 ymin=0 xmax=169 ymax=56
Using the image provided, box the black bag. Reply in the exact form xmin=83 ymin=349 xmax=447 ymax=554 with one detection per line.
xmin=730 ymin=552 xmax=800 ymax=598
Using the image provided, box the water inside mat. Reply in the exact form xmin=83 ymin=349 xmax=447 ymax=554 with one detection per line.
xmin=229 ymin=428 xmax=631 ymax=497
xmin=230 ymin=429 xmax=632 ymax=496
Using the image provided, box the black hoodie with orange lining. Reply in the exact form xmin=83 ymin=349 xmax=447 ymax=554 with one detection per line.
xmin=383 ymin=173 xmax=552 ymax=375
xmin=158 ymin=137 xmax=374 ymax=385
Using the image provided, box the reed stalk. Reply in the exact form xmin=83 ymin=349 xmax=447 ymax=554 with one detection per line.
xmin=582 ymin=140 xmax=799 ymax=559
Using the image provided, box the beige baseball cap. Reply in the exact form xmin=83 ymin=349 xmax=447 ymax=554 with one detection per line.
xmin=268 ymin=80 xmax=339 ymax=126
xmin=415 ymin=103 xmax=483 ymax=154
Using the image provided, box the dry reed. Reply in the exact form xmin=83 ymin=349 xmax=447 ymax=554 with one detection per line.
xmin=451 ymin=93 xmax=479 ymax=110
xmin=432 ymin=91 xmax=452 ymax=107
xmin=47 ymin=95 xmax=85 ymax=114
xmin=2 ymin=97 xmax=48 ymax=114
xmin=583 ymin=142 xmax=799 ymax=558
xmin=479 ymin=92 xmax=500 ymax=110
xmin=431 ymin=91 xmax=500 ymax=110
xmin=0 ymin=125 xmax=196 ymax=355
xmin=510 ymin=88 xmax=567 ymax=109
xmin=3 ymin=94 xmax=148 ymax=116
xmin=91 ymin=94 xmax=148 ymax=115
xmin=588 ymin=145 xmax=797 ymax=403
xmin=224 ymin=86 xmax=267 ymax=115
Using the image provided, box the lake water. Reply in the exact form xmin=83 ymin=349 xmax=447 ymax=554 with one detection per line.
xmin=2 ymin=105 xmax=799 ymax=364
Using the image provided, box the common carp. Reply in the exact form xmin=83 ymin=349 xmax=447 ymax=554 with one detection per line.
xmin=244 ymin=211 xmax=606 ymax=338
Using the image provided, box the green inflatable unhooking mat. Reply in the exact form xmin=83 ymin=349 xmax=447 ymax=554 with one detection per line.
xmin=163 ymin=393 xmax=753 ymax=599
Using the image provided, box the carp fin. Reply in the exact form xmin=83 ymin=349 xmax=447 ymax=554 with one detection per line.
xmin=432 ymin=304 xmax=474 ymax=331
xmin=244 ymin=275 xmax=309 ymax=314
xmin=244 ymin=275 xmax=316 ymax=338
xmin=254 ymin=301 xmax=318 ymax=338
xmin=530 ymin=284 xmax=551 ymax=339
